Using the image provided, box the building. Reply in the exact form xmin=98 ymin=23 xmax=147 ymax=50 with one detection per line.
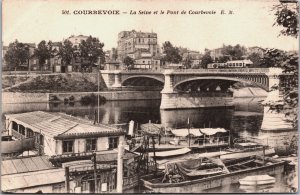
xmin=182 ymin=51 xmax=202 ymax=68
xmin=134 ymin=55 xmax=161 ymax=70
xmin=67 ymin=35 xmax=89 ymax=47
xmin=210 ymin=48 xmax=223 ymax=61
xmin=5 ymin=111 xmax=126 ymax=156
xmin=1 ymin=156 xmax=65 ymax=193
xmin=117 ymin=30 xmax=160 ymax=62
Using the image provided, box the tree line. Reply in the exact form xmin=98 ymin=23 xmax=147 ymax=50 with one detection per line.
xmin=4 ymin=36 xmax=105 ymax=71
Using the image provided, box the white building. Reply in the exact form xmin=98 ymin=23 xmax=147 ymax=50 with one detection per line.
xmin=5 ymin=111 xmax=125 ymax=156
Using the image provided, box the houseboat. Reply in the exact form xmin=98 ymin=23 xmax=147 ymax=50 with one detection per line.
xmin=4 ymin=111 xmax=126 ymax=156
xmin=141 ymin=156 xmax=286 ymax=193
xmin=134 ymin=122 xmax=230 ymax=152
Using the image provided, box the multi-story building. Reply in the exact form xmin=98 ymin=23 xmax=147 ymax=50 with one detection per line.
xmin=182 ymin=51 xmax=202 ymax=68
xmin=117 ymin=30 xmax=160 ymax=62
xmin=210 ymin=48 xmax=223 ymax=61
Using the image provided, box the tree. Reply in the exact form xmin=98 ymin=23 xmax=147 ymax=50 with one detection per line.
xmin=217 ymin=55 xmax=231 ymax=63
xmin=79 ymin=36 xmax=105 ymax=70
xmin=123 ymin=56 xmax=134 ymax=69
xmin=260 ymin=48 xmax=288 ymax=68
xmin=270 ymin=1 xmax=299 ymax=128
xmin=248 ymin=52 xmax=262 ymax=67
xmin=58 ymin=39 xmax=74 ymax=66
xmin=200 ymin=52 xmax=213 ymax=68
xmin=4 ymin=40 xmax=30 ymax=71
xmin=221 ymin=44 xmax=247 ymax=60
xmin=182 ymin=55 xmax=192 ymax=69
xmin=162 ymin=41 xmax=182 ymax=64
xmin=273 ymin=2 xmax=299 ymax=38
xmin=34 ymin=40 xmax=54 ymax=70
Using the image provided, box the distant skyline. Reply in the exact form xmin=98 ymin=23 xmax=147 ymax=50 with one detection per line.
xmin=3 ymin=0 xmax=298 ymax=52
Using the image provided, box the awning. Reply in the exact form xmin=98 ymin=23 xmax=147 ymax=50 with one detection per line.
xmin=140 ymin=123 xmax=164 ymax=135
xmin=171 ymin=128 xmax=203 ymax=137
xmin=149 ymin=147 xmax=191 ymax=157
xmin=199 ymin=128 xmax=227 ymax=136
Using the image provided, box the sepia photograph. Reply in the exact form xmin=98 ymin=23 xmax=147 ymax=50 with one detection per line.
xmin=1 ymin=0 xmax=299 ymax=193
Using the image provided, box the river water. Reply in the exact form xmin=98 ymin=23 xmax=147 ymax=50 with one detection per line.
xmin=2 ymin=97 xmax=298 ymax=193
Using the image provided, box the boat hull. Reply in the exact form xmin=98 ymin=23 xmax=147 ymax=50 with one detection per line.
xmin=239 ymin=178 xmax=275 ymax=186
xmin=142 ymin=161 xmax=285 ymax=193
xmin=220 ymin=148 xmax=275 ymax=160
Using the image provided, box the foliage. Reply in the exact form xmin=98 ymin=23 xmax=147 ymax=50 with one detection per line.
xmin=123 ymin=56 xmax=135 ymax=69
xmin=80 ymin=93 xmax=106 ymax=105
xmin=273 ymin=2 xmax=299 ymax=38
xmin=221 ymin=44 xmax=247 ymax=60
xmin=216 ymin=56 xmax=231 ymax=63
xmin=182 ymin=55 xmax=192 ymax=68
xmin=162 ymin=41 xmax=182 ymax=64
xmin=200 ymin=52 xmax=213 ymax=68
xmin=4 ymin=40 xmax=30 ymax=71
xmin=79 ymin=36 xmax=105 ymax=67
xmin=248 ymin=52 xmax=263 ymax=67
xmin=58 ymin=40 xmax=74 ymax=65
xmin=34 ymin=40 xmax=55 ymax=69
xmin=260 ymin=48 xmax=289 ymax=68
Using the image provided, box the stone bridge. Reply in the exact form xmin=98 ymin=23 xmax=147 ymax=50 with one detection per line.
xmin=101 ymin=68 xmax=283 ymax=109
xmin=101 ymin=68 xmax=283 ymax=92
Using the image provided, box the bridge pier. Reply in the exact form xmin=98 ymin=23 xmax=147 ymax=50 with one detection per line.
xmin=261 ymin=90 xmax=294 ymax=131
xmin=101 ymin=70 xmax=122 ymax=88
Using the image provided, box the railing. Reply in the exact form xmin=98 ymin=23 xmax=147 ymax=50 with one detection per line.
xmin=171 ymin=68 xmax=271 ymax=73
xmin=118 ymin=68 xmax=281 ymax=74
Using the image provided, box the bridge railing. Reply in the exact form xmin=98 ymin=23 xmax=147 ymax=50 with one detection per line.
xmin=171 ymin=68 xmax=271 ymax=73
xmin=119 ymin=68 xmax=278 ymax=74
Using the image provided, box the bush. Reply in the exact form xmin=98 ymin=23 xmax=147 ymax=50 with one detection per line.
xmin=80 ymin=93 xmax=106 ymax=105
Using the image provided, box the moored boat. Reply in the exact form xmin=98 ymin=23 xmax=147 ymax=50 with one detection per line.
xmin=141 ymin=156 xmax=286 ymax=193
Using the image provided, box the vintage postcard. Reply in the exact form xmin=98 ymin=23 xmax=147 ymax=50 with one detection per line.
xmin=1 ymin=0 xmax=298 ymax=193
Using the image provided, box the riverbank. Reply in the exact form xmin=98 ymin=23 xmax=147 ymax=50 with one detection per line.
xmin=2 ymin=91 xmax=162 ymax=104
xmin=2 ymin=87 xmax=267 ymax=104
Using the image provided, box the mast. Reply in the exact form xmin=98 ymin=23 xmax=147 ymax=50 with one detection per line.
xmin=97 ymin=59 xmax=100 ymax=124
xmin=188 ymin=117 xmax=190 ymax=148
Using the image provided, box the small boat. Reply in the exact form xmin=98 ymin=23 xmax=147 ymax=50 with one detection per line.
xmin=239 ymin=175 xmax=276 ymax=186
xmin=221 ymin=140 xmax=275 ymax=160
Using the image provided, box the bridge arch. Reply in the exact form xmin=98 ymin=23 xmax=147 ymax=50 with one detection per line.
xmin=173 ymin=76 xmax=268 ymax=91
xmin=122 ymin=75 xmax=164 ymax=86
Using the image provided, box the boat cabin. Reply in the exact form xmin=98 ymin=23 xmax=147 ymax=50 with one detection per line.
xmin=5 ymin=111 xmax=126 ymax=156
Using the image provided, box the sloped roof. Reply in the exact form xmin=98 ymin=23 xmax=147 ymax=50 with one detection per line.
xmin=1 ymin=156 xmax=55 ymax=176
xmin=2 ymin=168 xmax=65 ymax=191
xmin=5 ymin=111 xmax=125 ymax=138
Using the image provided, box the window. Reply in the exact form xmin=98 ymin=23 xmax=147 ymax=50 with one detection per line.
xmin=63 ymin=140 xmax=74 ymax=153
xmin=27 ymin=128 xmax=34 ymax=138
xmin=86 ymin=138 xmax=97 ymax=152
xmin=109 ymin=137 xmax=119 ymax=149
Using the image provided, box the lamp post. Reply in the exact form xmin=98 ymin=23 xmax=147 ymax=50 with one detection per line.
xmin=97 ymin=57 xmax=100 ymax=124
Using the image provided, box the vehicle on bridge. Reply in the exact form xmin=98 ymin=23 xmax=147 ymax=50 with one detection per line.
xmin=207 ymin=60 xmax=253 ymax=69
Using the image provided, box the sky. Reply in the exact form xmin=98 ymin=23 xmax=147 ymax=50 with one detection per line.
xmin=3 ymin=0 xmax=299 ymax=52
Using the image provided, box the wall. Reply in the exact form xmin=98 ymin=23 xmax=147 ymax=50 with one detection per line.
xmin=2 ymin=92 xmax=49 ymax=103
xmin=160 ymin=93 xmax=234 ymax=109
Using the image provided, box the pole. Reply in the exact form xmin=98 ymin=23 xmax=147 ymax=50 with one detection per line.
xmin=65 ymin=166 xmax=70 ymax=193
xmin=188 ymin=117 xmax=190 ymax=148
xmin=93 ymin=153 xmax=98 ymax=193
xmin=152 ymin=136 xmax=157 ymax=175
xmin=263 ymin=146 xmax=266 ymax=165
xmin=117 ymin=140 xmax=124 ymax=193
xmin=97 ymin=63 xmax=100 ymax=124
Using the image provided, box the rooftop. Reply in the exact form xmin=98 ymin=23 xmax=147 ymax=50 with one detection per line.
xmin=1 ymin=156 xmax=55 ymax=176
xmin=6 ymin=111 xmax=125 ymax=139
xmin=2 ymin=168 xmax=65 ymax=191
